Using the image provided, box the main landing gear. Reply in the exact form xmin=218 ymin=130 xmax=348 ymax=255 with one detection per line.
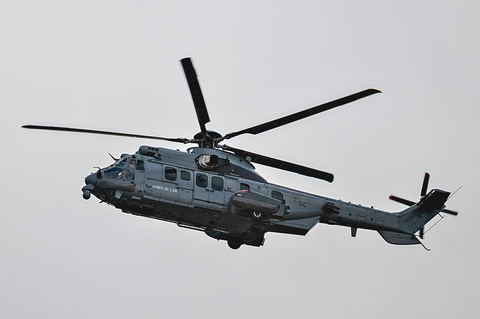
xmin=249 ymin=210 xmax=264 ymax=222
xmin=227 ymin=239 xmax=242 ymax=250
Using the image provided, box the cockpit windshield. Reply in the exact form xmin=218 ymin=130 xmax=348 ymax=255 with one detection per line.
xmin=104 ymin=167 xmax=124 ymax=179
xmin=106 ymin=157 xmax=128 ymax=169
xmin=103 ymin=157 xmax=140 ymax=181
xmin=116 ymin=158 xmax=128 ymax=168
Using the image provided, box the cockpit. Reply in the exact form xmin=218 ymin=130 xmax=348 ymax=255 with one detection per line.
xmin=103 ymin=157 xmax=145 ymax=181
xmin=83 ymin=156 xmax=145 ymax=201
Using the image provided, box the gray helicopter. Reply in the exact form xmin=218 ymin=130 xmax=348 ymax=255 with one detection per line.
xmin=23 ymin=57 xmax=457 ymax=250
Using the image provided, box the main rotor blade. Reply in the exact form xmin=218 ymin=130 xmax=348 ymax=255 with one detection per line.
xmin=222 ymin=88 xmax=381 ymax=140
xmin=221 ymin=145 xmax=334 ymax=182
xmin=181 ymin=57 xmax=210 ymax=134
xmin=22 ymin=125 xmax=190 ymax=143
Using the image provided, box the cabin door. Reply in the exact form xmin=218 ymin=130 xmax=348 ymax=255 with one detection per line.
xmin=208 ymin=175 xmax=225 ymax=205
xmin=193 ymin=172 xmax=210 ymax=202
xmin=193 ymin=172 xmax=225 ymax=205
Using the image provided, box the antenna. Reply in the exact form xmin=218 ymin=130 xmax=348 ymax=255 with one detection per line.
xmin=448 ymin=185 xmax=464 ymax=200
xmin=108 ymin=153 xmax=119 ymax=161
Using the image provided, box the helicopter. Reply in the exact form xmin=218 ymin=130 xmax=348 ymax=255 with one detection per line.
xmin=23 ymin=57 xmax=457 ymax=250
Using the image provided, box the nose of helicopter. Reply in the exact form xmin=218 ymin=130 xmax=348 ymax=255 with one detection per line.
xmin=82 ymin=172 xmax=98 ymax=200
xmin=85 ymin=173 xmax=97 ymax=186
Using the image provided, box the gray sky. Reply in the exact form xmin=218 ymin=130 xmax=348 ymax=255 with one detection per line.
xmin=2 ymin=1 xmax=479 ymax=318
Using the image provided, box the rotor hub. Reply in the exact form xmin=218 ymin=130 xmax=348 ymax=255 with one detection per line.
xmin=193 ymin=130 xmax=222 ymax=148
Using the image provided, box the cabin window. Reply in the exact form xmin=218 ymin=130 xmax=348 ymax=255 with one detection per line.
xmin=272 ymin=190 xmax=283 ymax=201
xmin=240 ymin=183 xmax=250 ymax=191
xmin=165 ymin=167 xmax=177 ymax=181
xmin=211 ymin=176 xmax=224 ymax=191
xmin=125 ymin=169 xmax=135 ymax=181
xmin=127 ymin=159 xmax=136 ymax=169
xmin=136 ymin=160 xmax=145 ymax=171
xmin=181 ymin=170 xmax=191 ymax=181
xmin=196 ymin=173 xmax=208 ymax=188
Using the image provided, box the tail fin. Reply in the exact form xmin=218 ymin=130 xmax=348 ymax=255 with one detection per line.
xmin=382 ymin=173 xmax=458 ymax=246
xmin=397 ymin=189 xmax=450 ymax=234
xmin=378 ymin=189 xmax=450 ymax=246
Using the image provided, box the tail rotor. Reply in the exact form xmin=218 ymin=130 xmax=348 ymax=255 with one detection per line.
xmin=389 ymin=172 xmax=458 ymax=239
xmin=420 ymin=172 xmax=430 ymax=197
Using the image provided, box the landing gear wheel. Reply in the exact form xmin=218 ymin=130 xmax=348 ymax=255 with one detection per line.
xmin=250 ymin=211 xmax=264 ymax=222
xmin=227 ymin=240 xmax=242 ymax=250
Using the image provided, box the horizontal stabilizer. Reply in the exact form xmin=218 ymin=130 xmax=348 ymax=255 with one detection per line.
xmin=378 ymin=230 xmax=421 ymax=245
xmin=417 ymin=189 xmax=450 ymax=212
xmin=271 ymin=217 xmax=320 ymax=236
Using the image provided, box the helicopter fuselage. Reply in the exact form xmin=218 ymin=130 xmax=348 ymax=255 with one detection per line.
xmin=82 ymin=145 xmax=428 ymax=249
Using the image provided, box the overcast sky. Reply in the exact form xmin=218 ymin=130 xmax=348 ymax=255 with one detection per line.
xmin=2 ymin=1 xmax=479 ymax=318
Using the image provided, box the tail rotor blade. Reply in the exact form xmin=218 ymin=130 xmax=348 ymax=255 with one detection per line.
xmin=421 ymin=172 xmax=430 ymax=197
xmin=419 ymin=227 xmax=425 ymax=239
xmin=389 ymin=195 xmax=416 ymax=206
xmin=441 ymin=209 xmax=459 ymax=216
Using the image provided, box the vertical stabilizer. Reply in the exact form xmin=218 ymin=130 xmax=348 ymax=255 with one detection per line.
xmin=381 ymin=173 xmax=457 ymax=245
xmin=396 ymin=189 xmax=450 ymax=235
